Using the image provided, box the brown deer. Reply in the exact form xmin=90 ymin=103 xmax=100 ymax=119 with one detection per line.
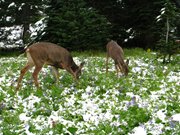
xmin=175 ymin=40 xmax=180 ymax=43
xmin=16 ymin=42 xmax=85 ymax=90
xmin=106 ymin=40 xmax=129 ymax=76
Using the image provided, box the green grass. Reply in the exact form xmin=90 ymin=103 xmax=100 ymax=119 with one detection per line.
xmin=0 ymin=48 xmax=179 ymax=134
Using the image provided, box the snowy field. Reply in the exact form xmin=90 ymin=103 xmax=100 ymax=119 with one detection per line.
xmin=0 ymin=50 xmax=179 ymax=135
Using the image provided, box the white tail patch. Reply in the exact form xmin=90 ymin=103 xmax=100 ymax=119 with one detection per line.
xmin=26 ymin=51 xmax=35 ymax=65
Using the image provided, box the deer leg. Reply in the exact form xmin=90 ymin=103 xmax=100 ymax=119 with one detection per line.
xmin=51 ymin=66 xmax=59 ymax=83
xmin=115 ymin=64 xmax=119 ymax=76
xmin=118 ymin=64 xmax=123 ymax=73
xmin=114 ymin=60 xmax=121 ymax=76
xmin=117 ymin=60 xmax=124 ymax=75
xmin=16 ymin=64 xmax=33 ymax=90
xmin=32 ymin=66 xmax=42 ymax=89
xmin=106 ymin=55 xmax=109 ymax=74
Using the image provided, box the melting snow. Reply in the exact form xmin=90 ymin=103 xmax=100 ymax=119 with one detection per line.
xmin=8 ymin=2 xmax=16 ymax=8
xmin=0 ymin=17 xmax=46 ymax=48
xmin=0 ymin=54 xmax=179 ymax=134
xmin=157 ymin=110 xmax=166 ymax=122
xmin=171 ymin=114 xmax=180 ymax=122
xmin=129 ymin=126 xmax=147 ymax=135
xmin=19 ymin=113 xmax=31 ymax=122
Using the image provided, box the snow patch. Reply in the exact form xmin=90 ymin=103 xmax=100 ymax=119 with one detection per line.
xmin=8 ymin=2 xmax=16 ymax=8
xmin=129 ymin=126 xmax=147 ymax=135
xmin=19 ymin=113 xmax=31 ymax=122
xmin=171 ymin=114 xmax=180 ymax=122
xmin=157 ymin=110 xmax=166 ymax=122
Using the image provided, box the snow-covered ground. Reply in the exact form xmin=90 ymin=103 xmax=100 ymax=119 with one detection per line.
xmin=0 ymin=54 xmax=179 ymax=134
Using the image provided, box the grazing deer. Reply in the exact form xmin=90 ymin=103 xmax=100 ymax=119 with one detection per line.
xmin=106 ymin=40 xmax=129 ymax=76
xmin=175 ymin=40 xmax=180 ymax=44
xmin=16 ymin=42 xmax=85 ymax=90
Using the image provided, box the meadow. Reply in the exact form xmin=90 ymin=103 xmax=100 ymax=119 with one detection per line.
xmin=0 ymin=48 xmax=179 ymax=135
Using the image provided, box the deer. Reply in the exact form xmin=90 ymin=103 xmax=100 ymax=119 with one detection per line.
xmin=175 ymin=40 xmax=180 ymax=43
xmin=106 ymin=40 xmax=129 ymax=76
xmin=16 ymin=42 xmax=85 ymax=90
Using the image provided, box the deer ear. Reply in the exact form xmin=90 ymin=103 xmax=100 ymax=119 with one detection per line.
xmin=126 ymin=59 xmax=129 ymax=66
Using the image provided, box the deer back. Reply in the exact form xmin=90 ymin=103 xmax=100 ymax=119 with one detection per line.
xmin=27 ymin=42 xmax=78 ymax=70
xmin=106 ymin=40 xmax=124 ymax=61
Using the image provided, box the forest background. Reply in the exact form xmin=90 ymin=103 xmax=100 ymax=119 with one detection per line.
xmin=0 ymin=0 xmax=180 ymax=52
xmin=0 ymin=1 xmax=180 ymax=134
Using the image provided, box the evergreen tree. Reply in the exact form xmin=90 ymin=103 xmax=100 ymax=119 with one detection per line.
xmin=43 ymin=0 xmax=112 ymax=50
xmin=156 ymin=0 xmax=180 ymax=63
xmin=0 ymin=0 xmax=46 ymax=46
xmin=87 ymin=0 xmax=164 ymax=48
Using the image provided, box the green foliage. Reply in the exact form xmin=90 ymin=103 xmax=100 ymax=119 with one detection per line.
xmin=43 ymin=0 xmax=112 ymax=50
xmin=0 ymin=49 xmax=179 ymax=134
xmin=118 ymin=106 xmax=151 ymax=134
xmin=53 ymin=123 xmax=64 ymax=134
xmin=0 ymin=0 xmax=45 ymax=26
xmin=89 ymin=122 xmax=119 ymax=134
xmin=87 ymin=0 xmax=166 ymax=48
xmin=156 ymin=38 xmax=179 ymax=63
xmin=1 ymin=0 xmax=180 ymax=50
xmin=67 ymin=126 xmax=78 ymax=134
xmin=0 ymin=0 xmax=46 ymax=45
xmin=155 ymin=0 xmax=180 ymax=63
